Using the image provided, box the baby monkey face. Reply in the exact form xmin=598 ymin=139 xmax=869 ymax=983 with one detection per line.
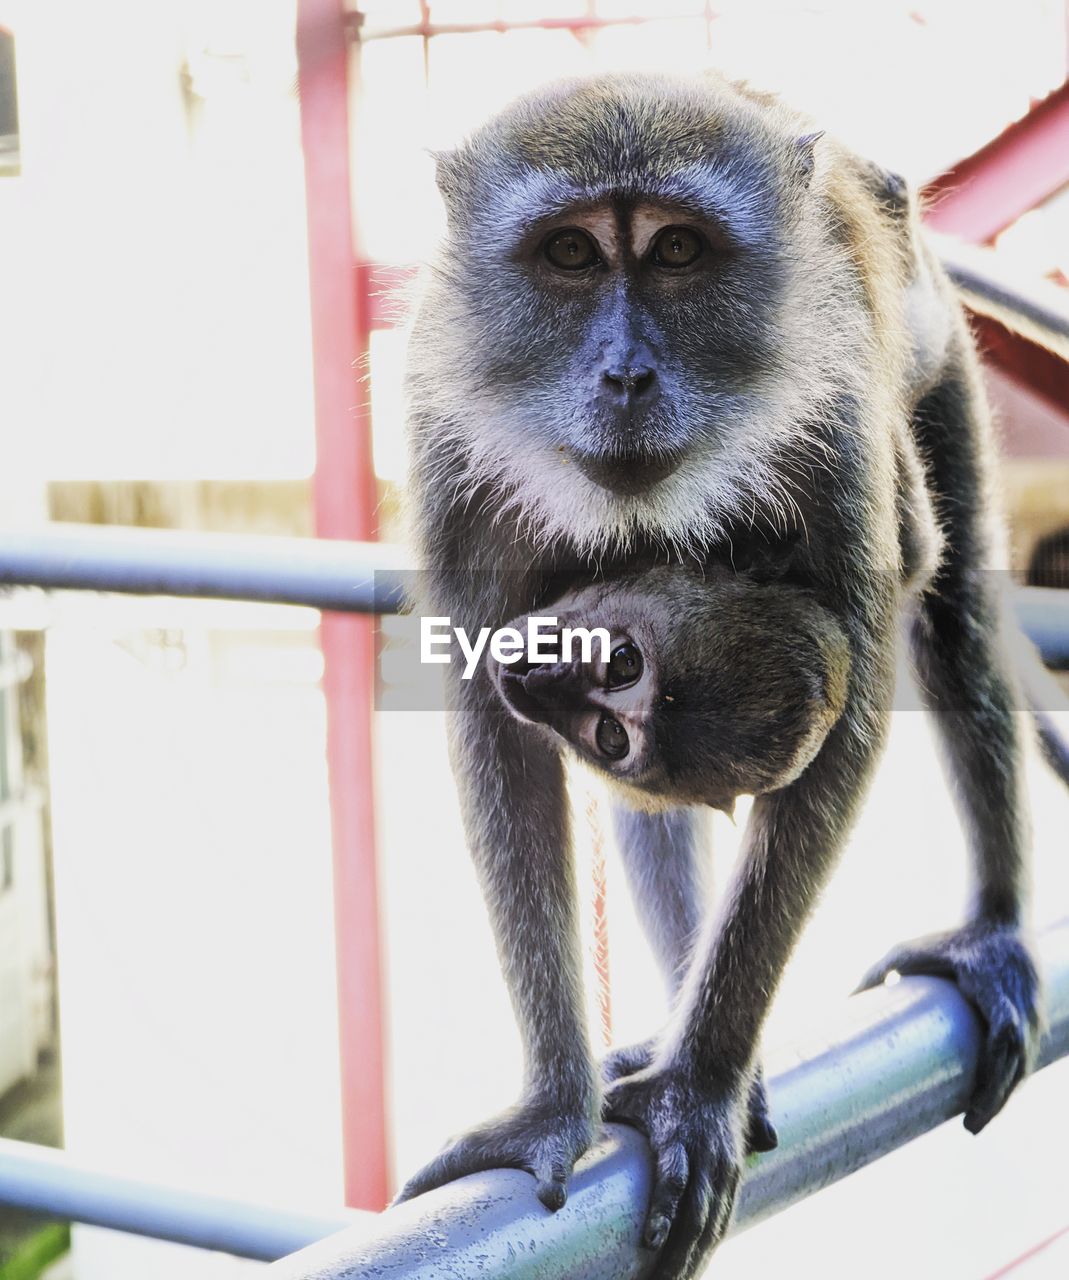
xmin=489 ymin=595 xmax=661 ymax=779
xmin=488 ymin=571 xmax=851 ymax=812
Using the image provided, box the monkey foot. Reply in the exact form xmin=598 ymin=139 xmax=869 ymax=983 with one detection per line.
xmin=393 ymin=1093 xmax=596 ymax=1212
xmin=856 ymin=920 xmax=1041 ymax=1133
xmin=602 ymin=1039 xmax=777 ymax=1155
xmin=604 ymin=1061 xmax=747 ymax=1280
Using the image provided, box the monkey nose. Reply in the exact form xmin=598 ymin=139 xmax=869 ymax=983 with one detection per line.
xmin=515 ymin=660 xmax=572 ymax=691
xmin=601 ymin=364 xmax=658 ymax=407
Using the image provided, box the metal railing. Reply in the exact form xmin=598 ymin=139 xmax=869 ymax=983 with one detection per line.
xmin=0 ymin=523 xmax=406 ymax=615
xmin=2 ymin=522 xmax=1068 ymax=666
xmin=267 ymin=920 xmax=1069 ymax=1279
xmin=0 ymin=920 xmax=1064 ymax=1270
xmin=0 ymin=1138 xmax=356 ymax=1262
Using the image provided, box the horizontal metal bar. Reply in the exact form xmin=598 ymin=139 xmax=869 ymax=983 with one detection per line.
xmin=0 ymin=524 xmax=406 ymax=614
xmin=267 ymin=919 xmax=1069 ymax=1280
xmin=1016 ymin=587 xmax=1069 ymax=669
xmin=930 ymin=232 xmax=1069 ymax=354
xmin=1 ymin=527 xmax=1068 ymax=667
xmin=0 ymin=1137 xmax=356 ymax=1261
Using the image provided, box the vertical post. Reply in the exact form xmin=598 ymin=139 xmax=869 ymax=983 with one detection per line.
xmin=296 ymin=0 xmax=389 ymax=1210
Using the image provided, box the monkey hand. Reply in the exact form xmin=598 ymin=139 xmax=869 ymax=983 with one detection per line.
xmin=604 ymin=1061 xmax=747 ymax=1279
xmin=393 ymin=1090 xmax=597 ymax=1213
xmin=857 ymin=919 xmax=1041 ymax=1133
xmin=603 ymin=1038 xmax=777 ymax=1155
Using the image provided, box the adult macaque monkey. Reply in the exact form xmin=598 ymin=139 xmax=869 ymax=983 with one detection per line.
xmin=398 ymin=71 xmax=1046 ymax=1278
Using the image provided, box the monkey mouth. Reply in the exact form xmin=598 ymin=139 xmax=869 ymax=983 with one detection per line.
xmin=567 ymin=446 xmax=683 ymax=496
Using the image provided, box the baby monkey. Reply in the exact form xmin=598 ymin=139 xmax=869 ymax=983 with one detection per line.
xmin=490 ymin=568 xmax=851 ymax=815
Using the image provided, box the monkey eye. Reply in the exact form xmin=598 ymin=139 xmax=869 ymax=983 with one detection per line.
xmin=650 ymin=226 xmax=703 ymax=269
xmin=542 ymin=228 xmax=600 ymax=272
xmin=595 ymin=713 xmax=629 ymax=760
xmin=607 ymin=641 xmax=643 ymax=689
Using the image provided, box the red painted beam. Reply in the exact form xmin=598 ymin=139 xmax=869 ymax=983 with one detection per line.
xmin=981 ymin=1223 xmax=1069 ymax=1278
xmin=923 ymin=80 xmax=1069 ymax=244
xmin=972 ymin=312 xmax=1069 ymax=427
xmin=297 ymin=0 xmax=390 ymax=1211
xmin=354 ymin=11 xmax=708 ymax=42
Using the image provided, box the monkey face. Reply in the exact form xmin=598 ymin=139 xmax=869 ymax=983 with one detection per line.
xmin=409 ymin=74 xmax=851 ymax=556
xmin=455 ymin=183 xmax=785 ymax=497
xmin=490 ymin=611 xmax=662 ymax=782
xmin=488 ymin=570 xmax=850 ymax=814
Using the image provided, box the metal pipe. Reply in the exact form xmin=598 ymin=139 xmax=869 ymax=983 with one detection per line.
xmin=2 ymin=524 xmax=1068 ymax=665
xmin=1016 ymin=587 xmax=1069 ymax=669
xmin=0 ymin=524 xmax=406 ymax=613
xmin=0 ymin=1137 xmax=355 ymax=1261
xmin=266 ymin=919 xmax=1069 ymax=1280
xmin=2 ymin=920 xmax=1065 ymax=1266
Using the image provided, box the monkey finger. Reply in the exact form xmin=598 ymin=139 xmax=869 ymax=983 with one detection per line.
xmin=964 ymin=1005 xmax=1028 ymax=1134
xmin=650 ymin=1164 xmax=733 ymax=1280
xmin=641 ymin=1140 xmax=689 ymax=1250
xmin=393 ymin=1141 xmax=502 ymax=1204
xmin=745 ymin=1068 xmax=778 ymax=1155
xmin=601 ymin=1038 xmax=656 ymax=1088
xmin=746 ymin=1109 xmax=779 ymax=1155
xmin=853 ymin=942 xmax=950 ymax=994
xmin=393 ymin=1158 xmax=464 ymax=1204
xmin=533 ymin=1158 xmax=572 ymax=1212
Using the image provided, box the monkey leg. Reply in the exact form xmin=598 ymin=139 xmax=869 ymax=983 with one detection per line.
xmin=395 ymin=679 xmax=598 ymax=1211
xmin=612 ymin=807 xmax=706 ymax=996
xmin=858 ymin=361 xmax=1041 ymax=1133
xmin=606 ymin=805 xmax=777 ymax=1154
xmin=604 ymin=674 xmax=893 ymax=1280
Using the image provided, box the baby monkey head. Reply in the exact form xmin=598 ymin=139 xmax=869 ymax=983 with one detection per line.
xmin=489 ymin=570 xmax=850 ymax=813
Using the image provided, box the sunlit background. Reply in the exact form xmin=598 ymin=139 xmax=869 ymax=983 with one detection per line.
xmin=1 ymin=1 xmax=1068 ymax=1277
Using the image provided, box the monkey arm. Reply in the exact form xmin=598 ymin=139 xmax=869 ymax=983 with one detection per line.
xmin=603 ymin=577 xmax=897 ymax=1280
xmin=858 ymin=338 xmax=1041 ymax=1132
xmin=396 ymin=669 xmax=599 ymax=1211
xmin=612 ymin=807 xmax=706 ymax=1000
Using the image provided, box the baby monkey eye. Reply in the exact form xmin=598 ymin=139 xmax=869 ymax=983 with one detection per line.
xmin=607 ymin=641 xmax=643 ymax=689
xmin=651 ymin=226 xmax=703 ymax=268
xmin=542 ymin=228 xmax=599 ymax=271
xmin=596 ymin=713 xmax=629 ymax=760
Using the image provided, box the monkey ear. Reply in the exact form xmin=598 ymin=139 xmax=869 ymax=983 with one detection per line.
xmin=874 ymin=164 xmax=909 ymax=215
xmin=794 ymin=131 xmax=824 ymax=186
xmin=430 ymin=147 xmax=474 ymax=218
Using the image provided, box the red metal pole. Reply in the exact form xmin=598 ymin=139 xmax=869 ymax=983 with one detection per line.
xmin=296 ymin=0 xmax=390 ymax=1210
xmin=923 ymin=81 xmax=1069 ymax=244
